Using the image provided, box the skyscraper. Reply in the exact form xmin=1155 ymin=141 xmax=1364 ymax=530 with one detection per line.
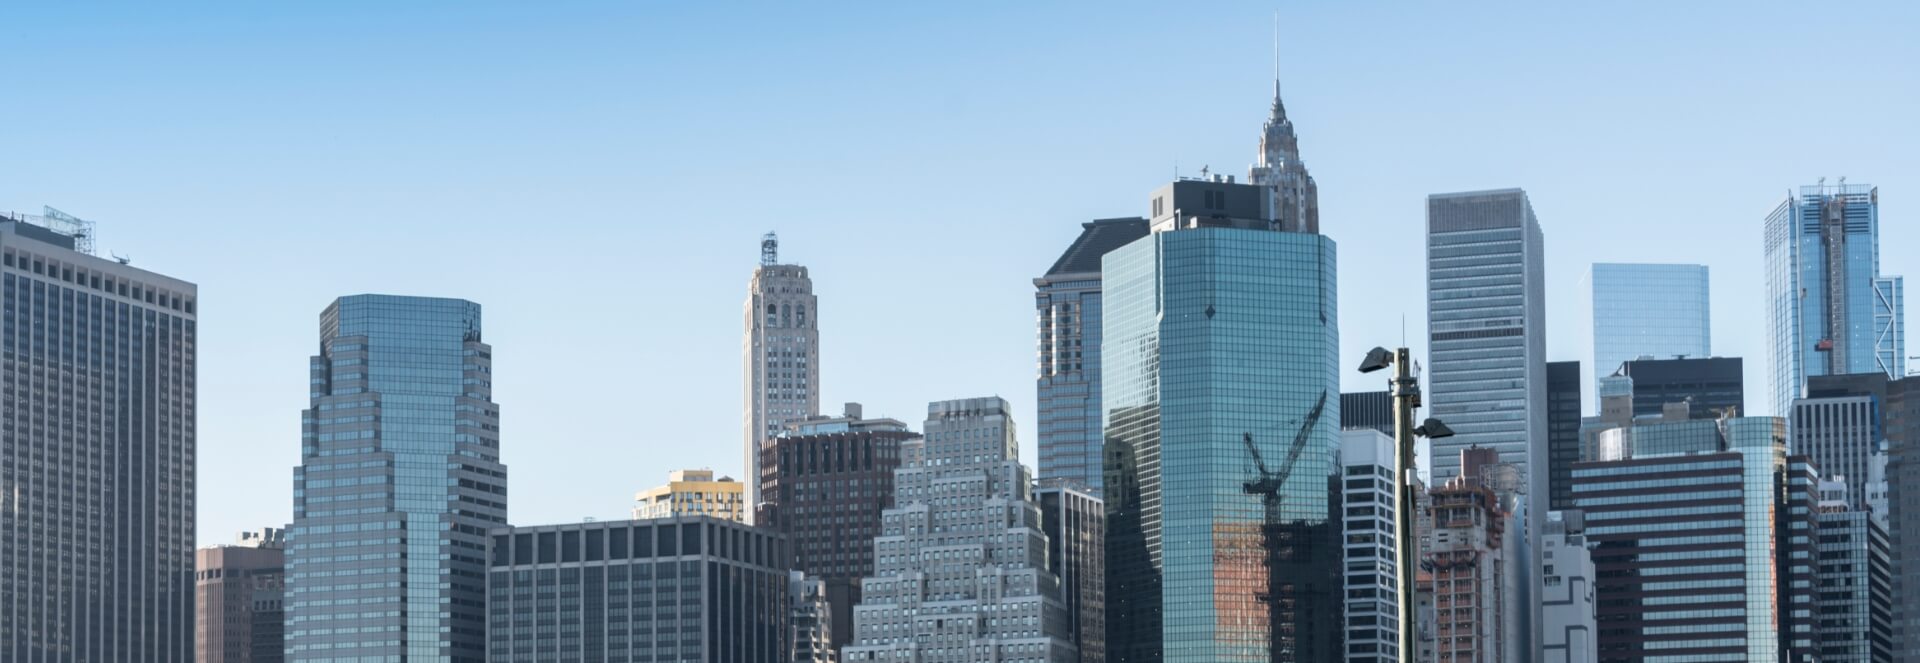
xmin=1812 ymin=490 xmax=1893 ymax=663
xmin=1340 ymin=390 xmax=1395 ymax=438
xmin=1612 ymin=356 xmax=1744 ymax=419
xmin=287 ymin=295 xmax=505 ymax=663
xmin=1339 ymin=429 xmax=1400 ymax=663
xmin=841 ymin=397 xmax=1077 ymax=663
xmin=744 ymin=233 xmax=820 ymax=523
xmin=1248 ymin=80 xmax=1318 ymax=233
xmin=1038 ymin=482 xmax=1106 ymax=663
xmin=1035 ymin=217 xmax=1150 ymax=493
xmin=0 ymin=211 xmax=198 ymax=663
xmin=756 ymin=404 xmax=913 ymax=653
xmin=1105 ymin=175 xmax=1341 ymax=662
xmin=1590 ymin=263 xmax=1710 ymax=400
xmin=196 ymin=528 xmax=287 ymax=663
xmin=1793 ymin=389 xmax=1883 ymax=513
xmin=1766 ymin=182 xmax=1905 ymax=417
xmin=1546 ymin=361 xmax=1583 ymax=512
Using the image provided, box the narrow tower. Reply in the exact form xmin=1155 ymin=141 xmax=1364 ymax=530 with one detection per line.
xmin=1248 ymin=80 xmax=1319 ymax=233
xmin=743 ymin=233 xmax=820 ymax=524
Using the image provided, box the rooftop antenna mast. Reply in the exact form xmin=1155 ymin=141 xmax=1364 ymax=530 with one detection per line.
xmin=761 ymin=232 xmax=778 ymax=267
xmin=30 ymin=206 xmax=97 ymax=256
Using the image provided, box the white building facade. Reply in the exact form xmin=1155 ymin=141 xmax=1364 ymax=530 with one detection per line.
xmin=744 ymin=232 xmax=820 ymax=523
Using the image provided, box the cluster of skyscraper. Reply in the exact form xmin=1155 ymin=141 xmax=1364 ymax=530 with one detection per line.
xmin=1 ymin=73 xmax=1914 ymax=663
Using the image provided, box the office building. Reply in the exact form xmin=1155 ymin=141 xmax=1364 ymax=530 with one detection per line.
xmin=196 ymin=528 xmax=287 ymax=663
xmin=1571 ymin=417 xmax=1821 ymax=662
xmin=1540 ymin=512 xmax=1595 ymax=663
xmin=1425 ymin=188 xmax=1546 ymax=526
xmin=788 ymin=572 xmax=835 ymax=663
xmin=484 ymin=516 xmax=790 ymax=662
xmin=1590 ymin=263 xmax=1710 ymax=403
xmin=0 ymin=210 xmax=198 ymax=663
xmin=756 ymin=403 xmax=913 ymax=652
xmin=1794 ymin=389 xmax=1883 ymax=513
xmin=1813 ymin=487 xmax=1893 ymax=663
xmin=1035 ymin=217 xmax=1149 ymax=493
xmin=1105 ymin=173 xmax=1341 ymax=662
xmin=841 ymin=397 xmax=1076 ymax=663
xmin=633 ymin=469 xmax=746 ymax=522
xmin=1546 ymin=361 xmax=1583 ymax=512
xmin=1340 ymin=429 xmax=1400 ymax=663
xmin=1341 ymin=390 xmax=1395 ymax=437
xmin=1038 ymin=482 xmax=1106 ymax=663
xmin=745 ymin=233 xmax=820 ymax=523
xmin=1765 ymin=182 xmax=1905 ymax=418
xmin=1612 ymin=357 xmax=1743 ymax=419
xmin=287 ymin=295 xmax=506 ymax=663
xmin=1807 ymin=374 xmax=1920 ymax=659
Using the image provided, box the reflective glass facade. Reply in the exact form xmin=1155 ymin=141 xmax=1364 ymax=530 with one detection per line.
xmin=1590 ymin=263 xmax=1709 ymax=402
xmin=1765 ymin=183 xmax=1905 ymax=418
xmin=1103 ymin=225 xmax=1341 ymax=663
xmin=1812 ymin=509 xmax=1893 ymax=662
xmin=0 ymin=218 xmax=198 ymax=663
xmin=288 ymin=295 xmax=505 ymax=663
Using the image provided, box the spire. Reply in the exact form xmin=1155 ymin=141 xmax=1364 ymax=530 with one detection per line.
xmin=1270 ymin=78 xmax=1288 ymax=123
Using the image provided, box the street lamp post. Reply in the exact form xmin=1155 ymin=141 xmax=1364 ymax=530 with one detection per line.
xmin=1359 ymin=346 xmax=1452 ymax=663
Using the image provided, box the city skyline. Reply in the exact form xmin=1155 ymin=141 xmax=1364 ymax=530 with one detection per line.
xmin=2 ymin=3 xmax=1916 ymax=545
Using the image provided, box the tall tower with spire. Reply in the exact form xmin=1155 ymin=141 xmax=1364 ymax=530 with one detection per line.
xmin=1248 ymin=80 xmax=1319 ymax=234
xmin=743 ymin=232 xmax=820 ymax=525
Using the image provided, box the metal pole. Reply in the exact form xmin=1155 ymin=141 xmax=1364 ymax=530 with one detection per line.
xmin=1392 ymin=347 xmax=1420 ymax=663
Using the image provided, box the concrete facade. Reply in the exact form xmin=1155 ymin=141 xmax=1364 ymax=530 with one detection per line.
xmin=196 ymin=529 xmax=287 ymax=663
xmin=632 ymin=469 xmax=745 ymax=522
xmin=743 ymin=234 xmax=821 ymax=524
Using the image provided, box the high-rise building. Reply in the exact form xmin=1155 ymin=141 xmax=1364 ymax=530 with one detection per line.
xmin=745 ymin=233 xmax=820 ymax=523
xmin=196 ymin=528 xmax=287 ymax=663
xmin=1425 ymin=188 xmax=1547 ymax=516
xmin=1590 ymin=263 xmax=1710 ymax=403
xmin=1425 ymin=188 xmax=1546 ymax=658
xmin=1248 ymin=80 xmax=1319 ymax=233
xmin=841 ymin=397 xmax=1077 ymax=663
xmin=287 ymin=295 xmax=505 ymax=663
xmin=1571 ymin=417 xmax=1821 ymax=661
xmin=1036 ymin=217 xmax=1149 ymax=494
xmin=1612 ymin=357 xmax=1744 ymax=419
xmin=1038 ymin=482 xmax=1105 ymax=663
xmin=1341 ymin=390 xmax=1395 ymax=437
xmin=1875 ymin=376 xmax=1920 ymax=659
xmin=756 ymin=403 xmax=913 ymax=652
xmin=1812 ymin=487 xmax=1893 ymax=663
xmin=0 ymin=211 xmax=198 ymax=663
xmin=1546 ymin=361 xmax=1583 ymax=512
xmin=1765 ymin=182 xmax=1905 ymax=418
xmin=1539 ymin=512 xmax=1595 ymax=663
xmin=1105 ymin=173 xmax=1341 ymax=662
xmin=633 ymin=469 xmax=746 ymax=522
xmin=1794 ymin=390 xmax=1883 ymax=513
xmin=1340 ymin=429 xmax=1400 ymax=663
xmin=484 ymin=516 xmax=790 ymax=662
xmin=1426 ymin=455 xmax=1513 ymax=663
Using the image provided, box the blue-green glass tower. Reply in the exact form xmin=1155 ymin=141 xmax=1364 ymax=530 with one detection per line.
xmin=287 ymin=295 xmax=506 ymax=663
xmin=1104 ymin=177 xmax=1341 ymax=663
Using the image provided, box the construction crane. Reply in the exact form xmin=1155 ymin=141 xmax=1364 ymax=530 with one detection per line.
xmin=1240 ymin=389 xmax=1328 ymax=662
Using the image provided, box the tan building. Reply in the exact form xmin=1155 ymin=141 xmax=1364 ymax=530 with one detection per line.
xmin=633 ymin=469 xmax=746 ymax=522
xmin=195 ymin=528 xmax=286 ymax=663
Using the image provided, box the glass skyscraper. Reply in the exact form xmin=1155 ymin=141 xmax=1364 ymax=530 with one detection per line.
xmin=1766 ymin=182 xmax=1905 ymax=417
xmin=1035 ymin=217 xmax=1149 ymax=493
xmin=1104 ymin=178 xmax=1340 ymax=663
xmin=287 ymin=295 xmax=506 ymax=663
xmin=1 ymin=212 xmax=198 ymax=662
xmin=1590 ymin=263 xmax=1709 ymax=401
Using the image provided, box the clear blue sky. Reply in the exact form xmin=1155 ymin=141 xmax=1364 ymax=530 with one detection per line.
xmin=2 ymin=2 xmax=1913 ymax=545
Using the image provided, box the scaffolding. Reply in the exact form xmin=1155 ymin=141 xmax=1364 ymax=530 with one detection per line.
xmin=9 ymin=206 xmax=97 ymax=255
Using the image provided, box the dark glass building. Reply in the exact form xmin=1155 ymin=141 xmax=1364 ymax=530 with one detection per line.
xmin=1546 ymin=361 xmax=1583 ymax=512
xmin=1039 ymin=482 xmax=1105 ymax=663
xmin=0 ymin=213 xmax=198 ymax=663
xmin=485 ymin=517 xmax=789 ymax=662
xmin=755 ymin=404 xmax=911 ymax=652
xmin=287 ymin=295 xmax=506 ymax=662
xmin=1104 ymin=176 xmax=1340 ymax=663
xmin=1339 ymin=390 xmax=1393 ymax=437
xmin=1036 ymin=217 xmax=1149 ymax=494
xmin=1612 ymin=357 xmax=1743 ymax=419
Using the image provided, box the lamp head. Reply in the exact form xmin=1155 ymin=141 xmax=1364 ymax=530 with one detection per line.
xmin=1358 ymin=347 xmax=1395 ymax=373
xmin=1414 ymin=418 xmax=1455 ymax=439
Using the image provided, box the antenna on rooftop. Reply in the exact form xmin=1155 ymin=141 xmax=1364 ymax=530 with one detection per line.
xmin=761 ymin=232 xmax=779 ymax=267
xmin=25 ymin=206 xmax=98 ymax=255
xmin=111 ymin=252 xmax=131 ymax=265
